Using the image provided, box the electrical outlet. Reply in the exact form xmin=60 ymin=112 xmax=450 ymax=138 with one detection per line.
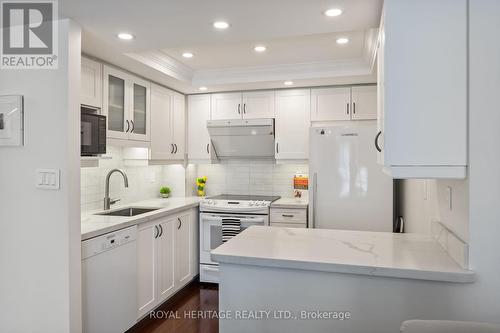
xmin=446 ymin=186 xmax=453 ymax=211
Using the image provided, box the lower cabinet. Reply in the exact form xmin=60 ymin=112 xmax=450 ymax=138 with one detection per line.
xmin=137 ymin=208 xmax=198 ymax=319
xmin=270 ymin=207 xmax=308 ymax=228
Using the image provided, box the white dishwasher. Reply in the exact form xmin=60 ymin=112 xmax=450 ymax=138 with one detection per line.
xmin=82 ymin=226 xmax=137 ymax=333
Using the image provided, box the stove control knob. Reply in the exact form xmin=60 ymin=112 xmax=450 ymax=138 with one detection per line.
xmin=249 ymin=201 xmax=255 ymax=206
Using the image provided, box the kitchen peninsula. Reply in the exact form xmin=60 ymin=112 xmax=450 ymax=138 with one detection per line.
xmin=212 ymin=226 xmax=474 ymax=333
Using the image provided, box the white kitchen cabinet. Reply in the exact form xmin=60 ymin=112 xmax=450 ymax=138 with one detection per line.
xmin=351 ymin=86 xmax=377 ymax=120
xmin=270 ymin=207 xmax=307 ymax=228
xmin=188 ymin=94 xmax=212 ymax=161
xmin=311 ymin=86 xmax=376 ymax=122
xmin=275 ymin=89 xmax=311 ymax=160
xmin=242 ymin=91 xmax=275 ymax=119
xmin=156 ymin=218 xmax=176 ymax=304
xmin=211 ymin=92 xmax=242 ymax=120
xmin=103 ymin=65 xmax=151 ymax=143
xmin=311 ymin=87 xmax=350 ymax=121
xmin=136 ymin=208 xmax=198 ymax=319
xmin=150 ymin=84 xmax=185 ymax=161
xmin=136 ymin=222 xmax=157 ymax=318
xmin=211 ymin=91 xmax=275 ymax=120
xmin=175 ymin=211 xmax=192 ymax=288
xmin=81 ymin=57 xmax=102 ymax=109
xmin=379 ymin=0 xmax=467 ymax=178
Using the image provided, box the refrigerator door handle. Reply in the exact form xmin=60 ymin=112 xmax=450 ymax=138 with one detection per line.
xmin=311 ymin=172 xmax=318 ymax=228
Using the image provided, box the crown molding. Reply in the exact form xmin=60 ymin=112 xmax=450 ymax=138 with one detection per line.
xmin=126 ymin=50 xmax=194 ymax=82
xmin=126 ymin=42 xmax=377 ymax=87
xmin=192 ymin=58 xmax=372 ymax=86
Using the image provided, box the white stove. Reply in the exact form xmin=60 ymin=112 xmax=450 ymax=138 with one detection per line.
xmin=200 ymin=194 xmax=280 ymax=214
xmin=199 ymin=194 xmax=280 ymax=283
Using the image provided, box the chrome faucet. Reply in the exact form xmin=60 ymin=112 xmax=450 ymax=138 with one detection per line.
xmin=104 ymin=169 xmax=129 ymax=210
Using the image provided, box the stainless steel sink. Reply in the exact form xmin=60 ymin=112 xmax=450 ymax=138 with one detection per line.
xmin=96 ymin=207 xmax=160 ymax=217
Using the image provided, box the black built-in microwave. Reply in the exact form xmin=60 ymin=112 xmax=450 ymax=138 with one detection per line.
xmin=81 ymin=112 xmax=106 ymax=156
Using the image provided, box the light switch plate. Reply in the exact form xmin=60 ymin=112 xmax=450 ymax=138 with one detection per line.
xmin=0 ymin=95 xmax=24 ymax=146
xmin=36 ymin=169 xmax=60 ymax=190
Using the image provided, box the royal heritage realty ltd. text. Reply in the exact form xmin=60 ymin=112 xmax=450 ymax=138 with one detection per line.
xmin=150 ymin=310 xmax=352 ymax=321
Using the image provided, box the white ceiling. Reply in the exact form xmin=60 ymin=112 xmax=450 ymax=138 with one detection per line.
xmin=60 ymin=0 xmax=383 ymax=93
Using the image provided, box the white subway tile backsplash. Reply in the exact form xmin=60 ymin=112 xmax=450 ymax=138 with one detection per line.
xmin=81 ymin=146 xmax=186 ymax=212
xmin=187 ymin=160 xmax=308 ymax=198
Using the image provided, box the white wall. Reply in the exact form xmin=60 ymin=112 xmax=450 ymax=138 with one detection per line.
xmin=0 ymin=20 xmax=82 ymax=333
xmin=186 ymin=160 xmax=308 ymax=198
xmin=81 ymin=147 xmax=186 ymax=211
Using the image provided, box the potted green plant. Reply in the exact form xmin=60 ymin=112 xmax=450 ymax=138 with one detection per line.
xmin=159 ymin=186 xmax=171 ymax=198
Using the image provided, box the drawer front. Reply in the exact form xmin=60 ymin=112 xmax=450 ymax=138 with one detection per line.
xmin=270 ymin=222 xmax=307 ymax=229
xmin=270 ymin=208 xmax=307 ymax=224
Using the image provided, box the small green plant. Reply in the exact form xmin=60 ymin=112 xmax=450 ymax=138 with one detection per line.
xmin=160 ymin=186 xmax=171 ymax=196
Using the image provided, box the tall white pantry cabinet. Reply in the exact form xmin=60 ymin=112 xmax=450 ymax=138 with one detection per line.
xmin=378 ymin=0 xmax=468 ymax=179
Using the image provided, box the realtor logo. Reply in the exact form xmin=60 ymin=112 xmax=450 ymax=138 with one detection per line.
xmin=1 ymin=0 xmax=58 ymax=69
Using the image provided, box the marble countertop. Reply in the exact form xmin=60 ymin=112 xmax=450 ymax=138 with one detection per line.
xmin=81 ymin=197 xmax=201 ymax=240
xmin=211 ymin=226 xmax=474 ymax=283
xmin=271 ymin=197 xmax=308 ymax=209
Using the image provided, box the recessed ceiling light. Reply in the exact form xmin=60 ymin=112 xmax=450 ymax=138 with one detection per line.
xmin=324 ymin=8 xmax=343 ymax=17
xmin=336 ymin=37 xmax=349 ymax=45
xmin=182 ymin=52 xmax=194 ymax=58
xmin=199 ymin=86 xmax=208 ymax=91
xmin=213 ymin=21 xmax=230 ymax=29
xmin=254 ymin=45 xmax=266 ymax=52
xmin=284 ymin=81 xmax=294 ymax=86
xmin=117 ymin=33 xmax=134 ymax=40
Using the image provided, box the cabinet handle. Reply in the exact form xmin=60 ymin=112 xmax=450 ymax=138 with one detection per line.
xmin=353 ymin=102 xmax=356 ymax=114
xmin=154 ymin=225 xmax=159 ymax=239
xmin=177 ymin=217 xmax=182 ymax=229
xmin=170 ymin=144 xmax=174 ymax=154
xmin=276 ymin=142 xmax=279 ymax=154
xmin=158 ymin=224 xmax=163 ymax=238
xmin=346 ymin=103 xmax=350 ymax=115
xmin=174 ymin=144 xmax=178 ymax=154
xmin=125 ymin=120 xmax=130 ymax=133
xmin=206 ymin=143 xmax=210 ymax=154
xmin=130 ymin=120 xmax=135 ymax=133
xmin=238 ymin=103 xmax=241 ymax=114
xmin=375 ymin=131 xmax=382 ymax=152
xmin=282 ymin=214 xmax=294 ymax=218
xmin=243 ymin=103 xmax=246 ymax=114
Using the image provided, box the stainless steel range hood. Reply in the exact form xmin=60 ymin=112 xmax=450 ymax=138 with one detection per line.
xmin=207 ymin=118 xmax=275 ymax=159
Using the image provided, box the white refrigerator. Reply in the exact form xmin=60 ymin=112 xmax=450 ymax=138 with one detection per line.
xmin=309 ymin=122 xmax=394 ymax=232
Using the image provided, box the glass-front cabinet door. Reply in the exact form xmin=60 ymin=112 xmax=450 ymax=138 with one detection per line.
xmin=103 ymin=65 xmax=150 ymax=142
xmin=128 ymin=78 xmax=150 ymax=142
xmin=103 ymin=66 xmax=128 ymax=139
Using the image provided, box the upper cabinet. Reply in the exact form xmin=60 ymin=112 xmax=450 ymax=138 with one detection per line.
xmin=351 ymin=86 xmax=377 ymax=120
xmin=150 ymin=84 xmax=185 ymax=161
xmin=80 ymin=57 xmax=102 ymax=109
xmin=211 ymin=92 xmax=242 ymax=120
xmin=103 ymin=65 xmax=151 ymax=143
xmin=378 ymin=0 xmax=467 ymax=179
xmin=242 ymin=91 xmax=275 ymax=119
xmin=211 ymin=91 xmax=275 ymax=120
xmin=311 ymin=86 xmax=376 ymax=122
xmin=188 ymin=94 xmax=212 ymax=161
xmin=275 ymin=89 xmax=311 ymax=160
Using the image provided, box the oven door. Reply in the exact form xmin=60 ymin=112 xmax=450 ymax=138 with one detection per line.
xmin=199 ymin=212 xmax=268 ymax=266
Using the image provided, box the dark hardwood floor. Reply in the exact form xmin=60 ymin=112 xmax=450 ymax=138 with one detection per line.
xmin=128 ymin=282 xmax=219 ymax=333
